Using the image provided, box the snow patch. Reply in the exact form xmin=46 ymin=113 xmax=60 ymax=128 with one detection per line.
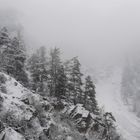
xmin=96 ymin=68 xmax=140 ymax=140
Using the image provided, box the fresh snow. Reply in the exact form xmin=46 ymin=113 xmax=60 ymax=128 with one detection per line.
xmin=75 ymin=104 xmax=89 ymax=118
xmin=0 ymin=72 xmax=34 ymax=121
xmin=0 ymin=128 xmax=25 ymax=140
xmin=96 ymin=68 xmax=140 ymax=140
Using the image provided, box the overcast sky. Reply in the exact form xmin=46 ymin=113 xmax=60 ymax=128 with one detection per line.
xmin=0 ymin=0 xmax=140 ymax=66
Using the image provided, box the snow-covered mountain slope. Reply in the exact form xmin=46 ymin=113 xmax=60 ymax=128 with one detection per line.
xmin=0 ymin=72 xmax=93 ymax=140
xmin=0 ymin=72 xmax=36 ymax=121
xmin=0 ymin=128 xmax=25 ymax=140
xmin=96 ymin=68 xmax=140 ymax=140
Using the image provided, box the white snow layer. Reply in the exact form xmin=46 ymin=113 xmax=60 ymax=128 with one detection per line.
xmin=0 ymin=72 xmax=35 ymax=121
xmin=96 ymin=68 xmax=140 ymax=140
xmin=0 ymin=128 xmax=25 ymax=140
xmin=74 ymin=104 xmax=89 ymax=118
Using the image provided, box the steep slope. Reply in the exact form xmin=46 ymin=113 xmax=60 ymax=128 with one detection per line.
xmin=0 ymin=73 xmax=89 ymax=140
xmin=0 ymin=128 xmax=25 ymax=140
xmin=0 ymin=72 xmax=121 ymax=140
xmin=121 ymin=57 xmax=140 ymax=117
xmin=96 ymin=68 xmax=140 ymax=140
xmin=0 ymin=72 xmax=40 ymax=139
xmin=0 ymin=72 xmax=35 ymax=121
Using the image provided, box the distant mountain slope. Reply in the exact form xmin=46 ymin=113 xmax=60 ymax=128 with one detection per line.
xmin=96 ymin=68 xmax=140 ymax=140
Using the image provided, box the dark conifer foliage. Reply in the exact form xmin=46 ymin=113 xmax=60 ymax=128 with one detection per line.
xmin=0 ymin=27 xmax=28 ymax=86
xmin=55 ymin=65 xmax=67 ymax=99
xmin=48 ymin=47 xmax=61 ymax=96
xmin=28 ymin=46 xmax=48 ymax=92
xmin=0 ymin=27 xmax=10 ymax=47
xmin=11 ymin=35 xmax=28 ymax=86
xmin=0 ymin=27 xmax=100 ymax=115
xmin=84 ymin=75 xmax=99 ymax=114
xmin=65 ymin=57 xmax=83 ymax=104
xmin=0 ymin=27 xmax=11 ymax=72
xmin=28 ymin=52 xmax=40 ymax=91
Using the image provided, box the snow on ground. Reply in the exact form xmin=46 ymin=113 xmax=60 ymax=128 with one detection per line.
xmin=0 ymin=72 xmax=35 ymax=121
xmin=76 ymin=104 xmax=89 ymax=118
xmin=0 ymin=128 xmax=25 ymax=140
xmin=96 ymin=68 xmax=140 ymax=140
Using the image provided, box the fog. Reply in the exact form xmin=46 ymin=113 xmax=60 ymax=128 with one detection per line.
xmin=1 ymin=0 xmax=140 ymax=66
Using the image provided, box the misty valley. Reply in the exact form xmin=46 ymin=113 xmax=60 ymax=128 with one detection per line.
xmin=0 ymin=1 xmax=140 ymax=140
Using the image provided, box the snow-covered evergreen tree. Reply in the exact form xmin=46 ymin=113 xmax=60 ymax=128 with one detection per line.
xmin=28 ymin=52 xmax=40 ymax=91
xmin=48 ymin=47 xmax=61 ymax=96
xmin=28 ymin=46 xmax=48 ymax=92
xmin=65 ymin=57 xmax=83 ymax=104
xmin=0 ymin=27 xmax=10 ymax=47
xmin=0 ymin=28 xmax=28 ymax=86
xmin=0 ymin=27 xmax=11 ymax=72
xmin=84 ymin=75 xmax=98 ymax=114
xmin=11 ymin=35 xmax=28 ymax=86
xmin=37 ymin=46 xmax=48 ymax=92
xmin=55 ymin=65 xmax=67 ymax=99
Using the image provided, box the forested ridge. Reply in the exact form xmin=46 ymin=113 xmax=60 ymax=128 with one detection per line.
xmin=0 ymin=27 xmax=121 ymax=140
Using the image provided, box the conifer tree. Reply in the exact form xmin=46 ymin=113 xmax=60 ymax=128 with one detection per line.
xmin=28 ymin=52 xmax=40 ymax=91
xmin=55 ymin=65 xmax=67 ymax=99
xmin=0 ymin=28 xmax=28 ymax=86
xmin=0 ymin=27 xmax=10 ymax=47
xmin=37 ymin=46 xmax=48 ymax=92
xmin=84 ymin=75 xmax=98 ymax=114
xmin=65 ymin=57 xmax=83 ymax=104
xmin=48 ymin=47 xmax=61 ymax=96
xmin=11 ymin=35 xmax=28 ymax=86
xmin=0 ymin=27 xmax=11 ymax=72
xmin=28 ymin=46 xmax=48 ymax=92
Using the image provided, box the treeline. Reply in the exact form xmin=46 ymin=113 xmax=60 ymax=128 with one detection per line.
xmin=0 ymin=27 xmax=28 ymax=86
xmin=28 ymin=47 xmax=98 ymax=114
xmin=0 ymin=27 xmax=98 ymax=114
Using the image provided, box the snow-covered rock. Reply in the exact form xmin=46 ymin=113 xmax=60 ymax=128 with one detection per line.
xmin=70 ymin=104 xmax=90 ymax=118
xmin=0 ymin=73 xmax=87 ymax=140
xmin=0 ymin=72 xmax=120 ymax=140
xmin=0 ymin=128 xmax=25 ymax=140
xmin=0 ymin=72 xmax=36 ymax=122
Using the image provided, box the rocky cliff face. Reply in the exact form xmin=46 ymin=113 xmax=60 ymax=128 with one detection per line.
xmin=0 ymin=72 xmax=120 ymax=140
